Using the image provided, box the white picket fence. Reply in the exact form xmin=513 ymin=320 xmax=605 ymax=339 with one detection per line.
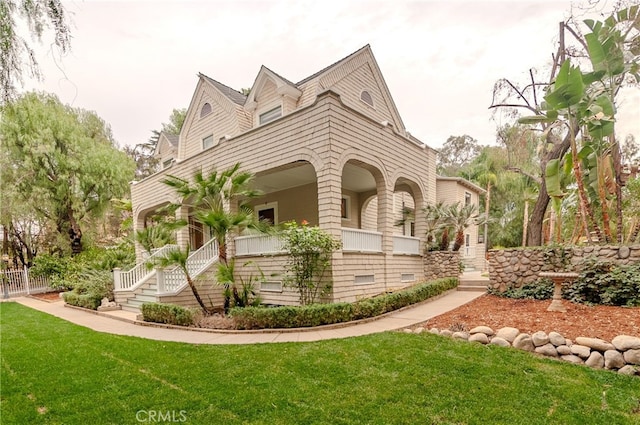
xmin=0 ymin=267 xmax=52 ymax=298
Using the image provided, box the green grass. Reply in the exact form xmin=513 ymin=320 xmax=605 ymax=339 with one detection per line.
xmin=1 ymin=303 xmax=639 ymax=425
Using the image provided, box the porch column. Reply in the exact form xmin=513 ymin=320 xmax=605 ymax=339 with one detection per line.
xmin=316 ymin=167 xmax=343 ymax=240
xmin=133 ymin=212 xmax=146 ymax=262
xmin=176 ymin=204 xmax=190 ymax=250
xmin=377 ymin=182 xmax=395 ymax=256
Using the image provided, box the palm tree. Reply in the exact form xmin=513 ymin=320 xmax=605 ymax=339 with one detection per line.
xmin=163 ymin=163 xmax=264 ymax=311
xmin=163 ymin=162 xmax=262 ymax=263
xmin=422 ymin=202 xmax=449 ymax=251
xmin=448 ymin=203 xmax=480 ymax=252
xmin=151 ymin=246 xmax=211 ymax=314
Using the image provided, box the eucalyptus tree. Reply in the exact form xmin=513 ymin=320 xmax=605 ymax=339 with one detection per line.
xmin=0 ymin=92 xmax=135 ymax=254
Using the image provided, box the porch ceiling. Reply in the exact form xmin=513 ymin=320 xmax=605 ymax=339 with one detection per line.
xmin=254 ymin=163 xmax=376 ymax=194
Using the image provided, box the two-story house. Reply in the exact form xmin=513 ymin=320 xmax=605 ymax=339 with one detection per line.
xmin=115 ymin=45 xmax=484 ymax=312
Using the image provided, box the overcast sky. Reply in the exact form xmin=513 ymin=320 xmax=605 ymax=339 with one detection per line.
xmin=23 ymin=0 xmax=639 ymax=150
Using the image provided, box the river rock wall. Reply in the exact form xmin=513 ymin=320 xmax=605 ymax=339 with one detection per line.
xmin=488 ymin=245 xmax=640 ymax=291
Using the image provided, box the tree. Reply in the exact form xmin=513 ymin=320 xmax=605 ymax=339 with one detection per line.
xmin=448 ymin=203 xmax=481 ymax=252
xmin=162 ymin=163 xmax=264 ymax=311
xmin=0 ymin=0 xmax=71 ymax=103
xmin=436 ymin=135 xmax=482 ymax=176
xmin=491 ymin=5 xmax=639 ymax=245
xmin=0 ymin=92 xmax=135 ymax=254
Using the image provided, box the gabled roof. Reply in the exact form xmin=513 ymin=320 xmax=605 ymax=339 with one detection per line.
xmin=199 ymin=73 xmax=247 ymax=106
xmin=436 ymin=176 xmax=486 ymax=194
xmin=153 ymin=131 xmax=179 ymax=156
xmin=244 ymin=65 xmax=302 ymax=108
xmin=296 ymin=44 xmax=370 ymax=85
xmin=165 ymin=133 xmax=179 ymax=147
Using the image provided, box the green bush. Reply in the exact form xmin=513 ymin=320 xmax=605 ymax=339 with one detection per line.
xmin=141 ymin=303 xmax=195 ymax=326
xmin=62 ymin=292 xmax=102 ymax=310
xmin=488 ymin=279 xmax=554 ymax=300
xmin=231 ymin=278 xmax=457 ymax=330
xmin=60 ymin=269 xmax=114 ymax=310
xmin=565 ymin=259 xmax=640 ymax=306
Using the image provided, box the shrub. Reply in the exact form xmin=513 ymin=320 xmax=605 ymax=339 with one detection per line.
xmin=61 ymin=269 xmax=114 ymax=310
xmin=62 ymin=292 xmax=102 ymax=310
xmin=565 ymin=258 xmax=640 ymax=306
xmin=231 ymin=277 xmax=457 ymax=330
xmin=488 ymin=279 xmax=554 ymax=300
xmin=279 ymin=221 xmax=341 ymax=305
xmin=141 ymin=303 xmax=195 ymax=326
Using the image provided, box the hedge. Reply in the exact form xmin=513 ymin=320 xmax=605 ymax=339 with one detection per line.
xmin=231 ymin=277 xmax=457 ymax=330
xmin=141 ymin=302 xmax=195 ymax=326
xmin=62 ymin=292 xmax=103 ymax=310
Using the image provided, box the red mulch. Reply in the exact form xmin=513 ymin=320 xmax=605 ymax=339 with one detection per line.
xmin=417 ymin=294 xmax=640 ymax=341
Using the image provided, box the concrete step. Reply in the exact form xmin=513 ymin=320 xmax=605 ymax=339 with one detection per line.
xmin=132 ymin=294 xmax=157 ymax=303
xmin=120 ymin=303 xmax=141 ymax=313
xmin=457 ymin=285 xmax=487 ymax=292
xmin=458 ymin=279 xmax=488 ymax=287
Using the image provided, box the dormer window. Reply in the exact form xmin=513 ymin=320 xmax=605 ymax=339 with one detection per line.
xmin=259 ymin=106 xmax=282 ymax=125
xmin=200 ymin=102 xmax=212 ymax=118
xmin=360 ymin=90 xmax=374 ymax=107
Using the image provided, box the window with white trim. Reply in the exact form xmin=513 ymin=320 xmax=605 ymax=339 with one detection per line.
xmin=360 ymin=90 xmax=374 ymax=107
xmin=465 ymin=191 xmax=472 ymax=206
xmin=256 ymin=202 xmax=278 ymax=225
xmin=202 ymin=134 xmax=214 ymax=150
xmin=162 ymin=158 xmax=174 ymax=169
xmin=259 ymin=106 xmax=282 ymax=125
xmin=200 ymin=103 xmax=212 ymax=118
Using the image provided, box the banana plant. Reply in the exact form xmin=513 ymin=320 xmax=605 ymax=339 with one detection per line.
xmin=519 ymin=6 xmax=639 ymax=244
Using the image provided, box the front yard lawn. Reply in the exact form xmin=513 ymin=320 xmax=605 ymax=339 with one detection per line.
xmin=1 ymin=302 xmax=639 ymax=424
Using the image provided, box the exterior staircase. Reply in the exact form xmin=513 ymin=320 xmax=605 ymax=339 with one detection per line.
xmin=113 ymin=240 xmax=219 ymax=313
xmin=457 ymin=270 xmax=489 ymax=292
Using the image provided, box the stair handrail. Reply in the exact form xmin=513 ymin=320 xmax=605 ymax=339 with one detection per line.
xmin=159 ymin=239 xmax=219 ymax=293
xmin=113 ymin=244 xmax=178 ymax=291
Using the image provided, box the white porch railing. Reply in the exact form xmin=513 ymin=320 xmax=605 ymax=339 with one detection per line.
xmin=113 ymin=244 xmax=178 ymax=291
xmin=342 ymin=228 xmax=382 ymax=253
xmin=157 ymin=239 xmax=218 ymax=293
xmin=235 ymin=234 xmax=284 ymax=256
xmin=1 ymin=267 xmax=51 ymax=297
xmin=393 ymin=235 xmax=421 ymax=255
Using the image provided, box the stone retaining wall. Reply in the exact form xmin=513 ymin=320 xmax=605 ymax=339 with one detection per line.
xmin=424 ymin=251 xmax=461 ymax=281
xmin=488 ymin=245 xmax=640 ymax=291
xmin=406 ymin=326 xmax=640 ymax=376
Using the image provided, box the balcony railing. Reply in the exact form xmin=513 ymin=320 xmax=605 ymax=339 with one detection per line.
xmin=235 ymin=234 xmax=284 ymax=256
xmin=393 ymin=235 xmax=421 ymax=255
xmin=341 ymin=228 xmax=382 ymax=253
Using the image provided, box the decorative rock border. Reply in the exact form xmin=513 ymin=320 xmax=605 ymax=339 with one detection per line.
xmin=404 ymin=326 xmax=640 ymax=376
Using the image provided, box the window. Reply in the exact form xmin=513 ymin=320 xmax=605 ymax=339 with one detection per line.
xmin=259 ymin=106 xmax=282 ymax=125
xmin=341 ymin=196 xmax=351 ymax=220
xmin=261 ymin=281 xmax=282 ymax=292
xmin=465 ymin=192 xmax=472 ymax=206
xmin=200 ymin=103 xmax=212 ymax=118
xmin=360 ymin=90 xmax=374 ymax=107
xmin=202 ymin=134 xmax=214 ymax=150
xmin=256 ymin=202 xmax=278 ymax=225
xmin=162 ymin=158 xmax=174 ymax=169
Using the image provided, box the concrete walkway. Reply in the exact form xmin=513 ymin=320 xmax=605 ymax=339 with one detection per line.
xmin=9 ymin=290 xmax=484 ymax=345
